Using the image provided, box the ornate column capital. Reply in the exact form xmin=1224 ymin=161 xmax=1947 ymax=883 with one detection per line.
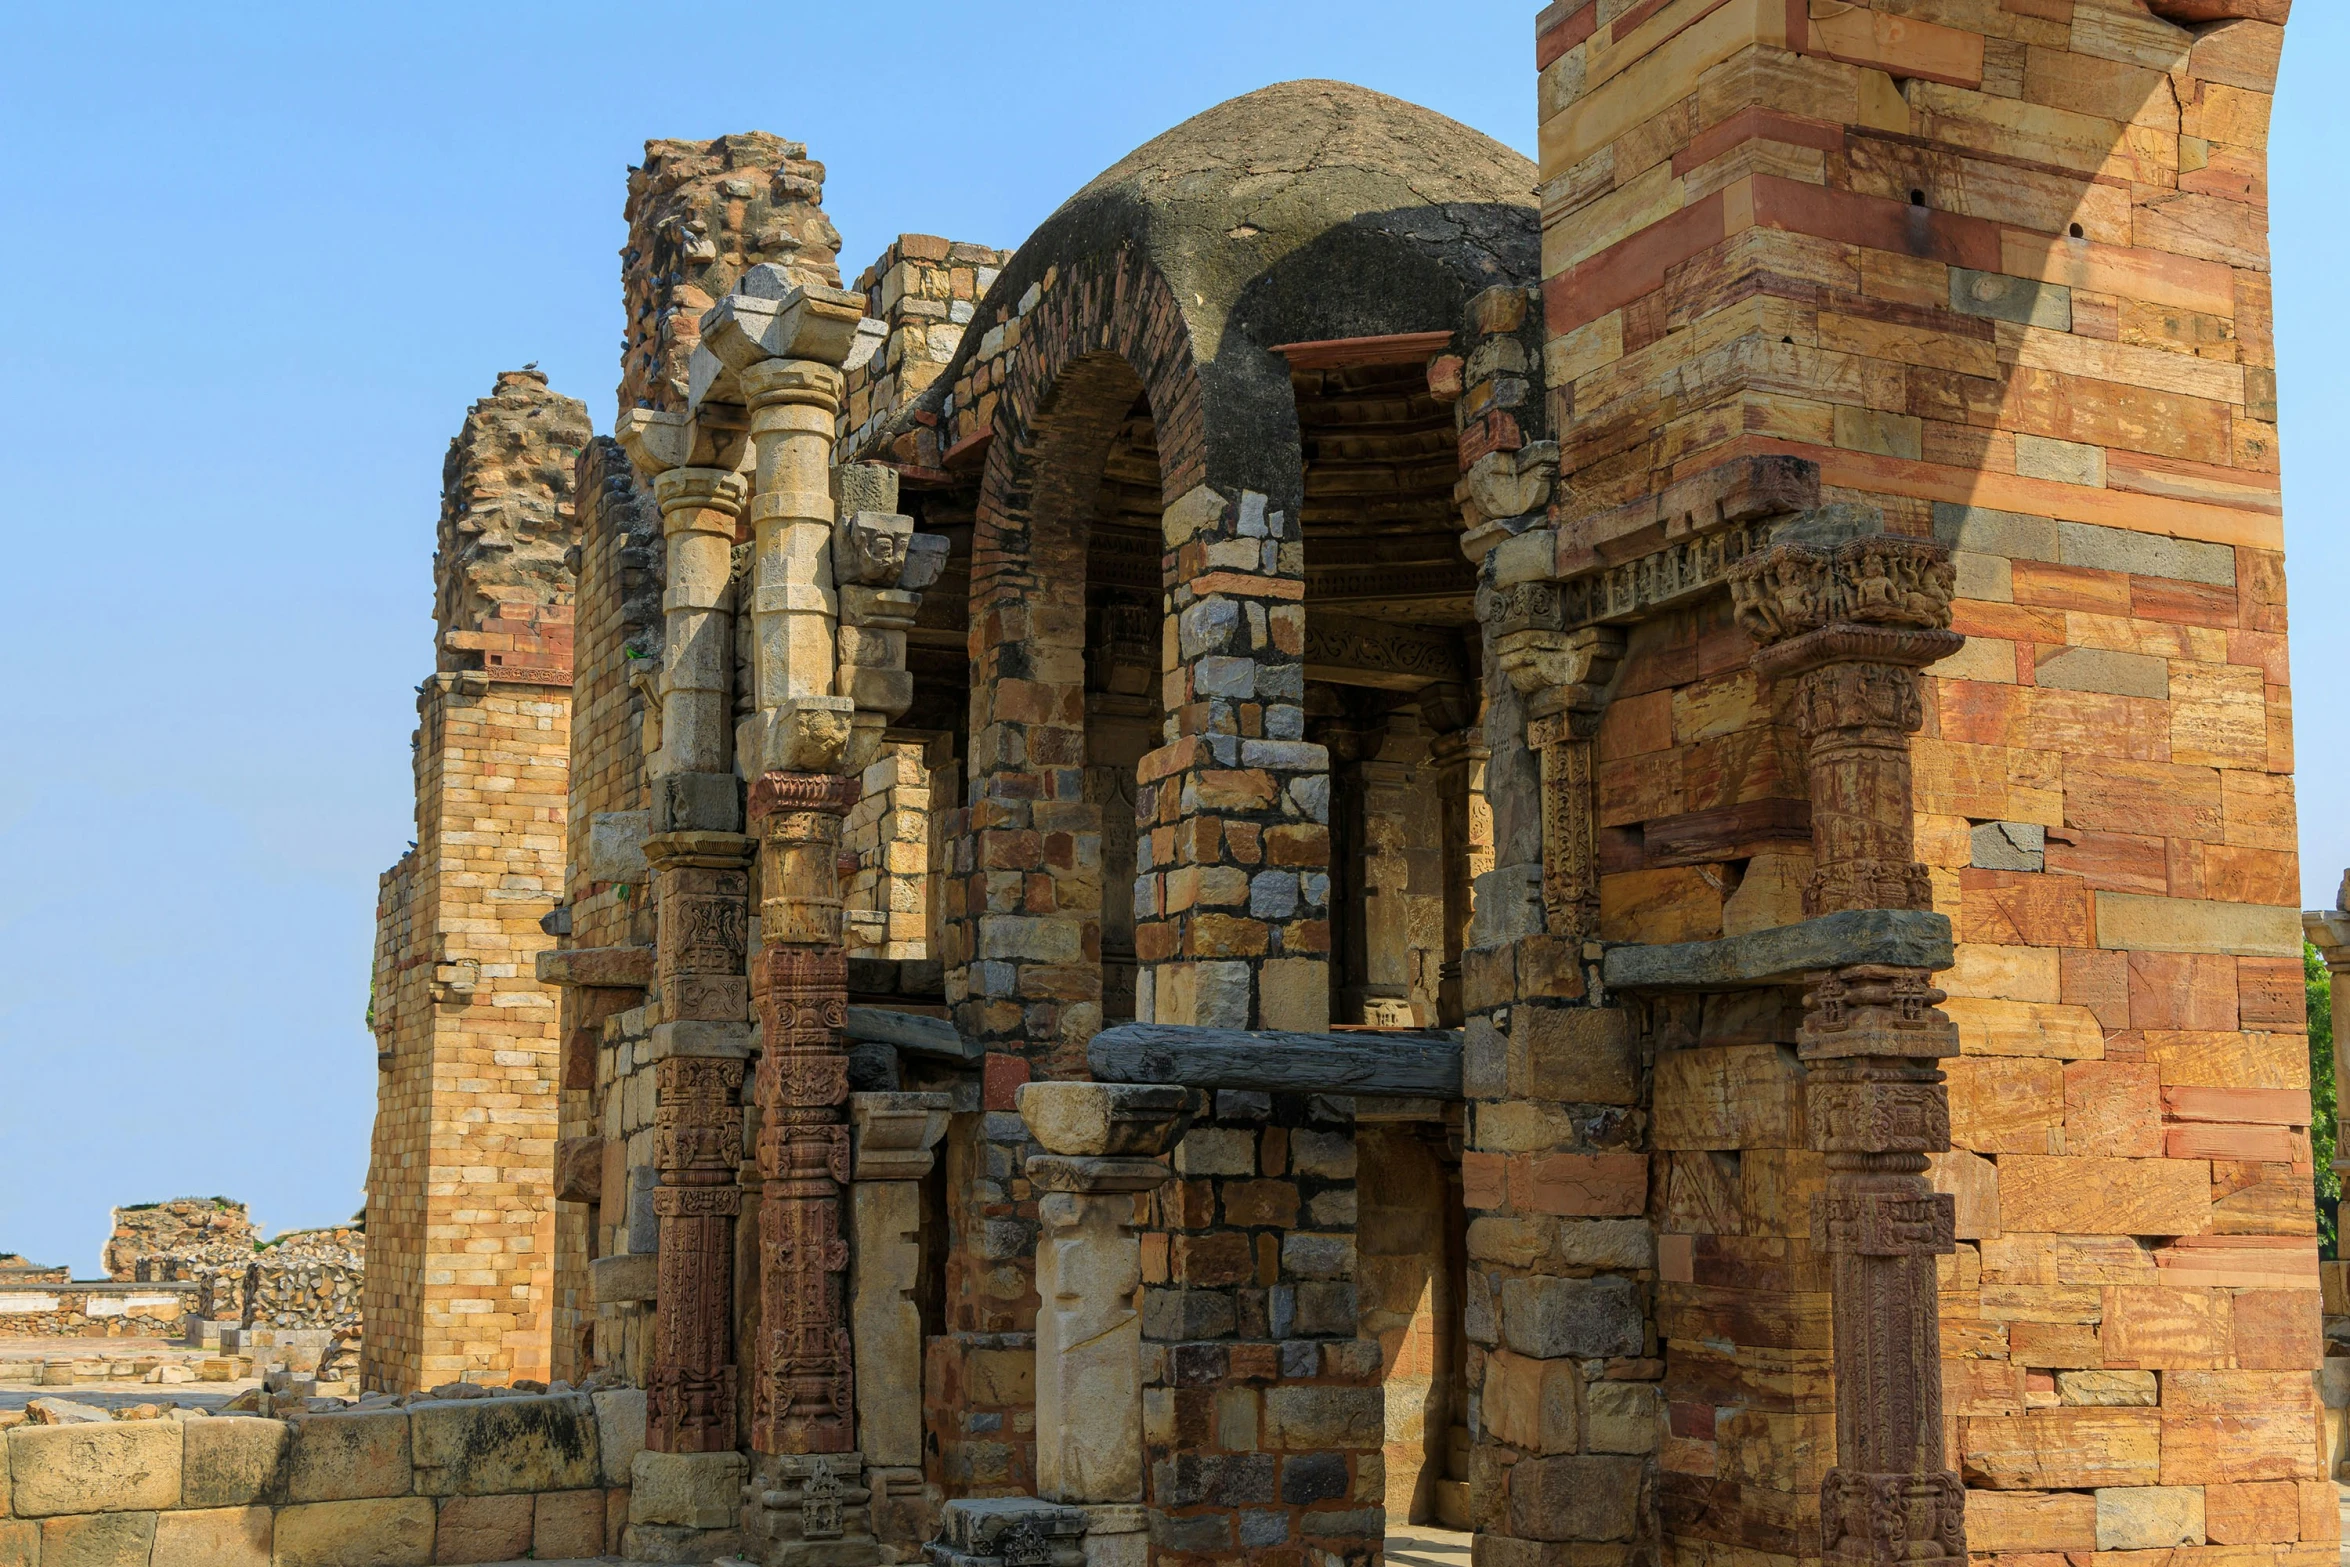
xmin=1729 ymin=529 xmax=1962 ymax=677
xmin=651 ymin=466 xmax=750 ymax=530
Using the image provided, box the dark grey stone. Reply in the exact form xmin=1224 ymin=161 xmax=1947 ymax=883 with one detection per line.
xmin=1150 ymin=1512 xmax=1235 ymax=1552
xmin=1090 ymin=1024 xmax=1461 ymax=1098
xmin=1143 ymin=1288 xmax=1237 ymax=1342
xmin=1239 ymin=1510 xmax=1293 ymax=1547
xmin=1293 ymin=1281 xmax=1358 ymax=1338
xmin=1280 ymin=1452 xmax=1351 ymax=1505
xmin=1280 ymin=1339 xmax=1319 ymax=1379
xmin=845 ymin=1006 xmax=976 ymax=1061
xmin=1499 ymin=1275 xmax=1644 ymax=1360
xmin=1601 ymin=909 xmax=1954 ymax=991
xmin=1970 ymin=821 xmax=2046 ymax=873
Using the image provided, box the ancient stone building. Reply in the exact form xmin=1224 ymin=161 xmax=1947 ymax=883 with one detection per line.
xmin=366 ymin=368 xmax=591 ymax=1391
xmin=365 ymin=5 xmax=2328 ymax=1565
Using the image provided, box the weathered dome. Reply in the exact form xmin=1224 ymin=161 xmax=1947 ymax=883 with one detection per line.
xmin=1020 ymin=77 xmax=1539 ymax=354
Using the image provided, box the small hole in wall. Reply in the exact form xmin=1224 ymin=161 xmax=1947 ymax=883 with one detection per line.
xmin=2070 ymin=222 xmax=2085 ymax=239
xmin=1910 ymin=189 xmax=1926 ymax=206
xmin=1782 ymin=336 xmax=1794 ymax=345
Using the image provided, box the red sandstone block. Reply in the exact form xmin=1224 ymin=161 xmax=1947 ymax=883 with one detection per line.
xmin=1960 ymin=869 xmax=2092 ymax=948
xmin=2164 ymin=1087 xmax=2310 ymax=1126
xmin=2045 ymin=831 xmax=2169 ymax=896
xmin=1462 ymin=1152 xmax=1508 ymax=1212
xmin=982 ymin=1053 xmax=1029 ymax=1111
xmin=1515 ymin=1153 xmax=1649 ymax=1218
xmin=2206 ymin=1480 xmax=2303 ymax=1545
xmin=2231 ymin=1289 xmax=2321 ymax=1370
xmin=2227 ymin=958 xmax=2303 ymax=1029
xmin=2167 ymin=1124 xmax=2300 ymax=1162
xmin=2201 ymin=844 xmax=2300 ymax=907
xmin=2064 ymin=1061 xmax=2162 ymax=1158
xmin=2127 ymin=951 xmax=2239 ymax=1032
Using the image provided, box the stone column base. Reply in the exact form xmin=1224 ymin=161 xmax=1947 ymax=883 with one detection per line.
xmin=751 ymin=1451 xmax=883 ymax=1567
xmin=924 ymin=1498 xmax=1087 ymax=1567
xmin=628 ymin=1520 xmax=749 ymax=1562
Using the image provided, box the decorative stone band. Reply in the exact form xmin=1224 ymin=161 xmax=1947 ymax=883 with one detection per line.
xmin=1814 ymin=1189 xmax=1959 ymax=1257
xmin=926 ymin=1498 xmax=1090 ymax=1567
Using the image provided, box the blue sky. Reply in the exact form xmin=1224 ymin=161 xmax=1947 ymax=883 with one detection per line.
xmin=0 ymin=4 xmax=2341 ymax=1272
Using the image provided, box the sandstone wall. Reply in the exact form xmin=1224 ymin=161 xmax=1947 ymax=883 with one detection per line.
xmin=365 ymin=371 xmax=589 ymax=1393
xmin=0 ymin=1387 xmax=647 ymax=1566
xmin=1521 ymin=3 xmax=2322 ymax=1564
xmin=0 ymin=1283 xmax=194 ymax=1338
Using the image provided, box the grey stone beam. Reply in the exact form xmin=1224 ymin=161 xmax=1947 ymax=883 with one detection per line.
xmin=1600 ymin=909 xmax=1955 ymax=992
xmin=1088 ymin=1023 xmax=1464 ymax=1099
xmin=844 ymin=1005 xmax=978 ymax=1062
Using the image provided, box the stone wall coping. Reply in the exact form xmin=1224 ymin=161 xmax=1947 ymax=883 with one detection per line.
xmin=1600 ymin=909 xmax=1955 ymax=992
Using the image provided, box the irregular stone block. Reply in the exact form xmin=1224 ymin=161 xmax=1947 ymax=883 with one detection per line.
xmin=1603 ymin=909 xmax=1953 ymax=991
xmin=40 ymin=1510 xmax=158 ymax=1567
xmin=184 ymin=1415 xmax=291 ymax=1507
xmin=152 ymin=1505 xmax=272 ymax=1567
xmin=271 ymin=1497 xmax=437 ymax=1567
xmin=1512 ymin=1006 xmax=1636 ymax=1103
xmin=1499 ymin=1275 xmax=1644 ymax=1360
xmin=1262 ymin=1386 xmax=1383 ymax=1451
xmin=2059 ymin=1370 xmax=2160 ymax=1407
xmin=1585 ymin=1381 xmax=1660 ymax=1454
xmin=285 ymin=1410 xmax=411 ymax=1502
xmin=409 ymin=1393 xmax=598 ymax=1497
xmin=8 ymin=1419 xmax=182 ymax=1514
xmin=2096 ymin=1485 xmax=2206 ymax=1550
xmin=1483 ymin=1349 xmax=1580 ymax=1454
xmin=630 ymin=1448 xmax=745 ymax=1530
xmin=433 ymin=1492 xmax=533 ymax=1561
xmin=1017 ymin=1082 xmax=1189 ymax=1156
xmin=0 ymin=1521 xmax=33 ymax=1567
xmin=593 ymin=1387 xmax=646 ymax=1485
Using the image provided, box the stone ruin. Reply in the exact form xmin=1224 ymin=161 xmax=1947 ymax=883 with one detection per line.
xmin=316 ymin=6 xmax=2339 ymax=1567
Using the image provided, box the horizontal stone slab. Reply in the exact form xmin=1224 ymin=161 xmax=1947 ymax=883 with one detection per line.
xmin=844 ymin=1006 xmax=976 ymax=1061
xmin=535 ymin=946 xmax=654 ymax=988
xmin=1600 ymin=909 xmax=1955 ymax=992
xmin=1089 ymin=1024 xmax=1463 ymax=1099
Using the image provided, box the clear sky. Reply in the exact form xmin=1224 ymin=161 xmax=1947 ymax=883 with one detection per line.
xmin=0 ymin=3 xmax=2341 ymax=1273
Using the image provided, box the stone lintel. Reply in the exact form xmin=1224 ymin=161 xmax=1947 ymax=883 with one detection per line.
xmin=536 ymin=945 xmax=656 ymax=988
xmin=591 ymin=1252 xmax=658 ymax=1305
xmin=845 ymin=1005 xmax=976 ymax=1060
xmin=1555 ymin=452 xmax=1819 ymax=576
xmin=1087 ymin=1023 xmax=1463 ymax=1099
xmin=646 ymin=1021 xmax=756 ymax=1062
xmin=1600 ymin=909 xmax=1956 ymax=992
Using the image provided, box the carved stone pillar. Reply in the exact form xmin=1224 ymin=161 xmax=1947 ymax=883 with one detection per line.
xmin=1427 ymin=703 xmax=1489 ymax=1029
xmin=1729 ymin=523 xmax=1967 ymax=1567
xmin=846 ymin=1091 xmax=951 ymax=1484
xmin=651 ymin=466 xmax=749 ymax=779
xmin=642 ymin=829 xmax=755 ymax=1454
xmin=1490 ymin=609 xmax=1622 ymax=948
xmin=749 ymin=771 xmax=862 ymax=1458
xmin=648 ymin=1051 xmax=747 ymax=1453
xmin=1015 ymin=1082 xmax=1188 ymax=1507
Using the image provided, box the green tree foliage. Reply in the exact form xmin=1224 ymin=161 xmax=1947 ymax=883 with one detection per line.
xmin=2307 ymin=942 xmax=2339 ymax=1258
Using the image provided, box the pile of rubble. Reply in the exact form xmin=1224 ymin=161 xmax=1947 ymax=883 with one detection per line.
xmin=103 ymin=1196 xmax=253 ymax=1278
xmin=122 ymin=1211 xmax=364 ymax=1337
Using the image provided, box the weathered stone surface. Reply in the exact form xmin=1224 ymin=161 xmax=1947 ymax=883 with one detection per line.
xmin=8 ymin=1419 xmax=182 ymax=1514
xmin=433 ymin=1492 xmax=534 ymax=1561
xmin=152 ymin=1506 xmax=273 ymax=1567
xmin=285 ymin=1410 xmax=411 ymax=1503
xmin=2096 ymin=1485 xmax=2207 ymax=1550
xmin=1483 ymin=1350 xmax=1580 ymax=1454
xmin=533 ymin=1488 xmax=608 ymax=1558
xmin=271 ymin=1497 xmax=437 ymax=1567
xmin=1602 ymin=910 xmax=1954 ymax=990
xmin=1507 ymin=1453 xmax=1645 ymax=1541
xmin=629 ymin=1448 xmax=744 ymax=1529
xmin=0 ymin=1521 xmax=35 ymax=1567
xmin=1018 ymin=1082 xmax=1190 ymax=1156
xmin=409 ymin=1393 xmax=599 ymax=1497
xmin=184 ymin=1415 xmax=290 ymax=1508
xmin=593 ymin=1388 xmax=646 ymax=1486
xmin=1091 ymin=1023 xmax=1463 ymax=1097
xmin=1498 ymin=1276 xmax=1643 ymax=1360
xmin=40 ymin=1510 xmax=158 ymax=1567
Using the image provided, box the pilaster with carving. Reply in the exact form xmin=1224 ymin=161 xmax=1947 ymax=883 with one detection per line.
xmin=648 ymin=1051 xmax=747 ymax=1453
xmin=1729 ymin=524 xmax=1968 ymax=1567
xmin=1487 ymin=585 xmax=1622 ymax=947
xmin=749 ymin=771 xmax=861 ymax=1458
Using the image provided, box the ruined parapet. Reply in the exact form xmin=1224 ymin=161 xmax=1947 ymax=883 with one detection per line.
xmin=103 ymin=1198 xmax=252 ymax=1281
xmin=620 ymin=132 xmax=843 ymax=415
xmin=432 ymin=367 xmax=592 ymax=680
xmin=366 ymin=369 xmax=588 ymax=1393
xmin=841 ymin=235 xmax=1012 ymax=466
